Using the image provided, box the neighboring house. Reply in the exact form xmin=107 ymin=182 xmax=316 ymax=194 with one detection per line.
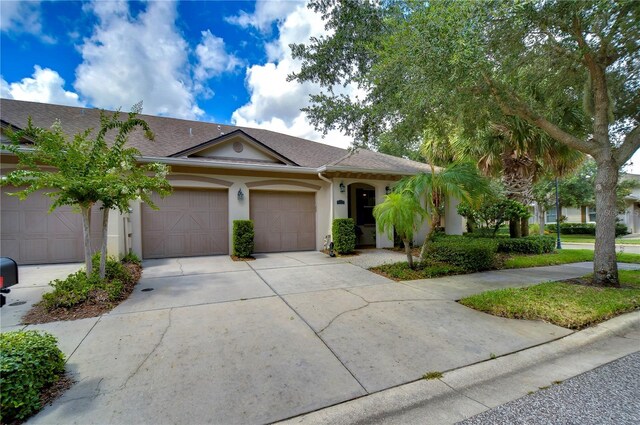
xmin=529 ymin=173 xmax=640 ymax=233
xmin=0 ymin=99 xmax=464 ymax=265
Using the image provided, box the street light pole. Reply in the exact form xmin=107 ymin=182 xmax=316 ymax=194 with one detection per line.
xmin=555 ymin=177 xmax=562 ymax=249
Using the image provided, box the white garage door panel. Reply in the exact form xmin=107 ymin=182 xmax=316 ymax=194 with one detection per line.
xmin=1 ymin=188 xmax=103 ymax=265
xmin=141 ymin=189 xmax=228 ymax=258
xmin=250 ymin=191 xmax=316 ymax=253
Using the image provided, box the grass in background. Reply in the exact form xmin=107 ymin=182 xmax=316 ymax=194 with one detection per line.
xmin=559 ymin=234 xmax=640 ymax=244
xmin=503 ymin=249 xmax=640 ymax=268
xmin=459 ymin=270 xmax=640 ymax=329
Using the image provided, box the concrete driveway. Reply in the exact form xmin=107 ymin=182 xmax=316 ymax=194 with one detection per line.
xmin=2 ymin=251 xmax=608 ymax=424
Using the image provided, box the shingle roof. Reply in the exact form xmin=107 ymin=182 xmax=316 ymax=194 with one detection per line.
xmin=0 ymin=99 xmax=430 ymax=173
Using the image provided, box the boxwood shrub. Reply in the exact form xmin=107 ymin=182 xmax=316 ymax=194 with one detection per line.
xmin=497 ymin=236 xmax=556 ymax=254
xmin=546 ymin=223 xmax=629 ymax=237
xmin=0 ymin=331 xmax=66 ymax=423
xmin=233 ymin=220 xmax=255 ymax=257
xmin=332 ymin=218 xmax=356 ymax=254
xmin=424 ymin=238 xmax=498 ymax=272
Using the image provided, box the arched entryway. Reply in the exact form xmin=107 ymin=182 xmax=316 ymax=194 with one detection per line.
xmin=347 ymin=183 xmax=377 ymax=247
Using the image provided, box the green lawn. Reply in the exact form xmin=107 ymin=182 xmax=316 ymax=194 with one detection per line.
xmin=557 ymin=234 xmax=640 ymax=244
xmin=459 ymin=270 xmax=640 ymax=329
xmin=503 ymin=249 xmax=640 ymax=268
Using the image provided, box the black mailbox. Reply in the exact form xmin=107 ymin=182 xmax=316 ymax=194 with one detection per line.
xmin=1 ymin=257 xmax=18 ymax=308
xmin=1 ymin=257 xmax=19 ymax=289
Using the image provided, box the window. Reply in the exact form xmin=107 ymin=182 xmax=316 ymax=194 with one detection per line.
xmin=587 ymin=206 xmax=596 ymax=222
xmin=546 ymin=207 xmax=558 ymax=223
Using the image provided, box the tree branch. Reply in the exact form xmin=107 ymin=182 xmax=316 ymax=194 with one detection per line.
xmin=483 ymin=74 xmax=596 ymax=154
xmin=614 ymin=124 xmax=640 ymax=165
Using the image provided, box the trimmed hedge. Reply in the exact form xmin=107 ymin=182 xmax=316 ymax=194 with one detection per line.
xmin=497 ymin=236 xmax=556 ymax=254
xmin=424 ymin=238 xmax=497 ymax=272
xmin=332 ymin=218 xmax=356 ymax=254
xmin=0 ymin=331 xmax=66 ymax=423
xmin=546 ymin=222 xmax=629 ymax=237
xmin=233 ymin=220 xmax=255 ymax=257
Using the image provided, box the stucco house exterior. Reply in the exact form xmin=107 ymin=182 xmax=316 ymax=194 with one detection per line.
xmin=1 ymin=99 xmax=464 ymax=265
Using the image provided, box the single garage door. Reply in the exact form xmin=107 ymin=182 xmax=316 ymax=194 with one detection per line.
xmin=142 ymin=189 xmax=228 ymax=258
xmin=250 ymin=191 xmax=316 ymax=253
xmin=1 ymin=187 xmax=102 ymax=265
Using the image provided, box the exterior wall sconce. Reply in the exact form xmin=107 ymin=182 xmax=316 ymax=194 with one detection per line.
xmin=339 ymin=182 xmax=346 ymax=193
xmin=385 ymin=186 xmax=391 ymax=195
xmin=237 ymin=188 xmax=244 ymax=201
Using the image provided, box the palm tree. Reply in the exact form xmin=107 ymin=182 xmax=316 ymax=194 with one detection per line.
xmin=424 ymin=116 xmax=584 ymax=236
xmin=373 ymin=192 xmax=426 ymax=268
xmin=395 ymin=161 xmax=492 ymax=258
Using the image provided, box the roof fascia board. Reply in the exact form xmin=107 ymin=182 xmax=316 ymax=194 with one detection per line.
xmin=320 ymin=165 xmax=422 ymax=176
xmin=139 ymin=155 xmax=319 ymax=174
xmin=170 ymin=129 xmax=298 ymax=166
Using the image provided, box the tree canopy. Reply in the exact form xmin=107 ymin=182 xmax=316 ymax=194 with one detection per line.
xmin=291 ymin=0 xmax=640 ymax=286
xmin=2 ymin=106 xmax=171 ymax=276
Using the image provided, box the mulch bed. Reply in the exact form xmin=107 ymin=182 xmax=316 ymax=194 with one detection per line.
xmin=320 ymin=249 xmax=360 ymax=258
xmin=230 ymin=255 xmax=256 ymax=261
xmin=21 ymin=263 xmax=142 ymax=325
xmin=3 ymin=373 xmax=75 ymax=425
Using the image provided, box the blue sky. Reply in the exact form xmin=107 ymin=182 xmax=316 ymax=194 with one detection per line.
xmin=1 ymin=1 xmax=638 ymax=172
xmin=0 ymin=0 xmax=355 ymax=148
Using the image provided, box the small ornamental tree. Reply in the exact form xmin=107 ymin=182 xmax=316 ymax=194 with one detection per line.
xmin=373 ymin=192 xmax=426 ymax=268
xmin=1 ymin=104 xmax=171 ymax=278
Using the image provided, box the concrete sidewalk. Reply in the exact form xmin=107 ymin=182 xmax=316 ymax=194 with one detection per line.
xmin=1 ymin=252 xmax=636 ymax=425
xmin=279 ymin=312 xmax=640 ymax=425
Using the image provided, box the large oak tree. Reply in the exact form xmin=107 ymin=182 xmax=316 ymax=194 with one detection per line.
xmin=291 ymin=0 xmax=640 ymax=286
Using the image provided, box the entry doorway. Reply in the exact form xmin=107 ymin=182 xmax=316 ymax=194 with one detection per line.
xmin=347 ymin=183 xmax=376 ymax=247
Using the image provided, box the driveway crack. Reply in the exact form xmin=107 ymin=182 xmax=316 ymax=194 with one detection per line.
xmin=318 ymin=303 xmax=370 ymax=334
xmin=247 ymin=261 xmax=369 ymax=394
xmin=120 ymin=308 xmax=173 ymax=389
xmin=176 ymin=259 xmax=185 ymax=276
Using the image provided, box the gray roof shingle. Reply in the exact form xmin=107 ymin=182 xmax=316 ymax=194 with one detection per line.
xmin=0 ymin=99 xmax=430 ymax=173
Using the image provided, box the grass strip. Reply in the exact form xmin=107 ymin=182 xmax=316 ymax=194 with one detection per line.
xmin=459 ymin=270 xmax=640 ymax=329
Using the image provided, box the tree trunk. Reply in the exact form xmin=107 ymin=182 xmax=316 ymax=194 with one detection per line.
xmin=404 ymin=238 xmax=414 ymax=269
xmin=593 ymin=157 xmax=619 ymax=287
xmin=99 ymin=207 xmax=110 ymax=279
xmin=537 ymin=203 xmax=545 ymax=235
xmin=520 ymin=217 xmax=529 ymax=237
xmin=81 ymin=205 xmax=93 ymax=277
xmin=509 ymin=219 xmax=521 ymax=238
xmin=420 ymin=214 xmax=439 ymax=259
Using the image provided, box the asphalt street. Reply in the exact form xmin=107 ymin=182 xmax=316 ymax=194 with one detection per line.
xmin=459 ymin=351 xmax=640 ymax=425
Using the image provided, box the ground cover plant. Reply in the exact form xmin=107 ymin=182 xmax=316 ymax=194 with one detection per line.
xmin=22 ymin=253 xmax=142 ymax=324
xmin=372 ymin=241 xmax=640 ymax=280
xmin=0 ymin=331 xmax=68 ymax=424
xmin=459 ymin=270 xmax=640 ymax=329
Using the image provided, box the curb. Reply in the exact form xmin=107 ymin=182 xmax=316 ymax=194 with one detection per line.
xmin=277 ymin=311 xmax=640 ymax=425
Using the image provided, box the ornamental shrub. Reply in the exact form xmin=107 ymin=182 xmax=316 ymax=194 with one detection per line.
xmin=42 ymin=270 xmax=100 ymax=309
xmin=497 ymin=236 xmax=556 ymax=254
xmin=332 ymin=218 xmax=356 ymax=254
xmin=546 ymin=223 xmax=629 ymax=237
xmin=233 ymin=220 xmax=255 ymax=257
xmin=0 ymin=331 xmax=66 ymax=423
xmin=424 ymin=238 xmax=497 ymax=272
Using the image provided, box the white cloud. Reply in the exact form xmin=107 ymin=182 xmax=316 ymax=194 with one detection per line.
xmin=225 ymin=0 xmax=302 ymax=34
xmin=0 ymin=1 xmax=55 ymax=43
xmin=74 ymin=1 xmax=203 ymax=119
xmin=194 ymin=30 xmax=244 ymax=83
xmin=231 ymin=3 xmax=356 ymax=149
xmin=1 ymin=66 xmax=84 ymax=107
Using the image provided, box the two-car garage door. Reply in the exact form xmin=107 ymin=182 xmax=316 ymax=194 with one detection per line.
xmin=142 ymin=189 xmax=315 ymax=257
